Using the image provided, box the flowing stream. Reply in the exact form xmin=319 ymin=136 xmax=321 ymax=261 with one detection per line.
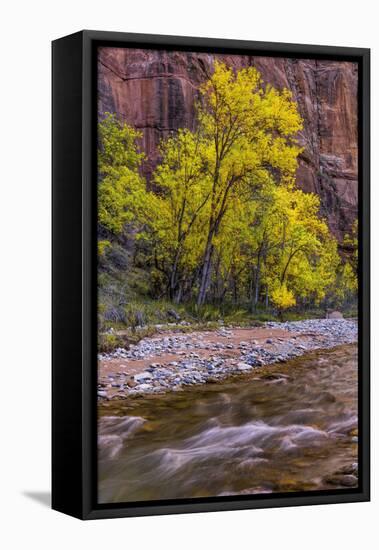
xmin=98 ymin=344 xmax=358 ymax=503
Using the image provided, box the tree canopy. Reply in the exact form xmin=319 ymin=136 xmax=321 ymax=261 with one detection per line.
xmin=97 ymin=63 xmax=357 ymax=318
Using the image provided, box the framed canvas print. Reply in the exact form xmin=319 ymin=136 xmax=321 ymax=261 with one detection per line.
xmin=52 ymin=30 xmax=370 ymax=519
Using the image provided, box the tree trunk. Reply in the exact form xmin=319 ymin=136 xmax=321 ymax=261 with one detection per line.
xmin=249 ymin=271 xmax=254 ymax=305
xmin=169 ymin=247 xmax=182 ymax=301
xmin=233 ymin=275 xmax=238 ymax=305
xmin=253 ymin=262 xmax=261 ymax=311
xmin=197 ymin=235 xmax=214 ymax=306
xmin=174 ymin=284 xmax=183 ymax=304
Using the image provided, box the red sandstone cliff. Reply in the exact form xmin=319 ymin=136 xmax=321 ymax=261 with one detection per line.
xmin=98 ymin=47 xmax=358 ymax=240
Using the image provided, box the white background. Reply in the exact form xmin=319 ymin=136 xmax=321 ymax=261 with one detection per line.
xmin=0 ymin=0 xmax=376 ymax=548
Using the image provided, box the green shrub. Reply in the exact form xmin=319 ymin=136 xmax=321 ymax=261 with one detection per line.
xmin=98 ymin=333 xmax=124 ymax=353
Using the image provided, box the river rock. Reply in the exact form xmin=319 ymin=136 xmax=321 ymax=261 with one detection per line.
xmin=337 ymin=463 xmax=358 ymax=475
xmin=339 ymin=474 xmax=358 ymax=487
xmin=134 ymin=372 xmax=152 ymax=383
xmin=237 ymin=362 xmax=253 ymax=371
xmin=136 ymin=383 xmax=154 ymax=392
xmin=324 ymin=473 xmax=358 ymax=487
xmin=327 ymin=311 xmax=344 ymax=319
xmin=261 ymin=373 xmax=288 ymax=381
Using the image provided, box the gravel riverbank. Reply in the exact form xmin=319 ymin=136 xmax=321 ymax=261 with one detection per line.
xmin=97 ymin=318 xmax=357 ymax=400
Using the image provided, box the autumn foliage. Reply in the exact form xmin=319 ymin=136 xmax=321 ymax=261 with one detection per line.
xmin=98 ymin=63 xmax=357 ymax=318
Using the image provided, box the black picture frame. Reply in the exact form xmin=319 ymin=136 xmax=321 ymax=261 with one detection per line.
xmin=52 ymin=30 xmax=370 ymax=520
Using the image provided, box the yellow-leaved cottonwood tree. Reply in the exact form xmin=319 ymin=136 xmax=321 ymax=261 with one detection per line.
xmin=193 ymin=62 xmax=304 ymax=304
xmin=97 ymin=63 xmax=355 ymax=318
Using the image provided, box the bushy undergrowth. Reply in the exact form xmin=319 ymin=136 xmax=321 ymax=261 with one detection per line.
xmin=97 ymin=240 xmax=357 ymax=354
xmin=97 ymin=294 xmax=358 ymax=353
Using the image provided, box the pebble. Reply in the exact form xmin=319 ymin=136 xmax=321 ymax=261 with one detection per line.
xmin=134 ymin=372 xmax=152 ymax=383
xmin=340 ymin=475 xmax=358 ymax=487
xmin=136 ymin=383 xmax=154 ymax=392
xmin=324 ymin=473 xmax=358 ymax=487
xmin=237 ymin=362 xmax=253 ymax=371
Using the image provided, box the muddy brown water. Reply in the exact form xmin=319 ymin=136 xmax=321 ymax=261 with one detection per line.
xmin=98 ymin=344 xmax=358 ymax=503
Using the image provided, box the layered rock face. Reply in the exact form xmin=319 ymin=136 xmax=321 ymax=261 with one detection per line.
xmin=98 ymin=47 xmax=358 ymax=240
